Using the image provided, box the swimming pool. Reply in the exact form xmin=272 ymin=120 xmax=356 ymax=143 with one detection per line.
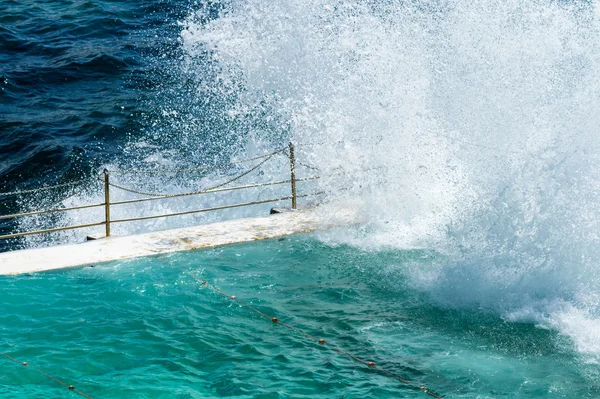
xmin=1 ymin=235 xmax=598 ymax=398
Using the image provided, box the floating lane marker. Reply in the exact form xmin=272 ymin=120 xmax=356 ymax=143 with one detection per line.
xmin=190 ymin=273 xmax=443 ymax=398
xmin=1 ymin=352 xmax=93 ymax=399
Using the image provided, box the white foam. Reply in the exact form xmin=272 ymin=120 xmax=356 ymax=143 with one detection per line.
xmin=177 ymin=0 xmax=600 ymax=359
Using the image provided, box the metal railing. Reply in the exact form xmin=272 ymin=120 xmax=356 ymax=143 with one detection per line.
xmin=0 ymin=143 xmax=322 ymax=241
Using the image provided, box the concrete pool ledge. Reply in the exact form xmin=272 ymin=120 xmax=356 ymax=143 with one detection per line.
xmin=0 ymin=206 xmax=363 ymax=275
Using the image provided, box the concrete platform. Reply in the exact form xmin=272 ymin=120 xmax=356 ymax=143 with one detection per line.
xmin=0 ymin=207 xmax=361 ymax=275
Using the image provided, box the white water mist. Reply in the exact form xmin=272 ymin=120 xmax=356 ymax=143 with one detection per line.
xmin=180 ymin=0 xmax=600 ymax=359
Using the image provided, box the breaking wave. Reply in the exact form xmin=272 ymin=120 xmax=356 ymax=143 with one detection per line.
xmin=177 ymin=0 xmax=600 ymax=360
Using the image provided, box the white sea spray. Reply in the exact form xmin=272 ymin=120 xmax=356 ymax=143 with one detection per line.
xmin=178 ymin=0 xmax=600 ymax=360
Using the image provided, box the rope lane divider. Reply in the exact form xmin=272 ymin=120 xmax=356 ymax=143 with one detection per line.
xmin=106 ymin=152 xmax=280 ymax=198
xmin=108 ymin=147 xmax=287 ymax=175
xmin=0 ymin=178 xmax=101 ymax=219
xmin=186 ymin=275 xmax=443 ymax=399
xmin=0 ymin=178 xmax=97 ymax=198
xmin=1 ymin=353 xmax=93 ymax=399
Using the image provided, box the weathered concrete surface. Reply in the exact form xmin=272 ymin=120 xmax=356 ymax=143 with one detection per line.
xmin=0 ymin=207 xmax=361 ymax=275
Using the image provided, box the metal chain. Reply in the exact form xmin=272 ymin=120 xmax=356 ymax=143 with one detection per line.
xmin=108 ymin=147 xmax=287 ymax=175
xmin=23 ymin=178 xmax=101 ymax=214
xmin=294 ymin=136 xmax=384 ymax=148
xmin=0 ymin=178 xmax=96 ymax=198
xmin=108 ymin=154 xmax=278 ymax=198
xmin=282 ymin=149 xmax=320 ymax=171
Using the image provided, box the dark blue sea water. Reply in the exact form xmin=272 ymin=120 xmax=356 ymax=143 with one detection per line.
xmin=0 ymin=0 xmax=191 ymax=249
xmin=0 ymin=0 xmax=189 ymax=189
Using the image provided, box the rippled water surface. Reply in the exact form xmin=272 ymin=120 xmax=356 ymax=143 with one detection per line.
xmin=0 ymin=0 xmax=192 ymax=249
xmin=1 ymin=236 xmax=598 ymax=398
xmin=0 ymin=0 xmax=188 ymax=171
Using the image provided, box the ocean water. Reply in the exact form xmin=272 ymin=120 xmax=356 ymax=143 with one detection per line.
xmin=2 ymin=0 xmax=600 ymax=397
xmin=1 ymin=236 xmax=599 ymax=398
xmin=0 ymin=0 xmax=205 ymax=249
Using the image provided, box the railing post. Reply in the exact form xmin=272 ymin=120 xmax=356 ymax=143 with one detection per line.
xmin=288 ymin=142 xmax=297 ymax=209
xmin=103 ymin=169 xmax=111 ymax=237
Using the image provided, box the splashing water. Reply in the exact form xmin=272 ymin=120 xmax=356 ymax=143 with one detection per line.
xmin=177 ymin=0 xmax=600 ymax=360
xmin=11 ymin=0 xmax=600 ymax=363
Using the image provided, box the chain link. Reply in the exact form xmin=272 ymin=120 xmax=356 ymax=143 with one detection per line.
xmin=0 ymin=178 xmax=96 ymax=198
xmin=23 ymin=178 xmax=101 ymax=214
xmin=282 ymin=149 xmax=320 ymax=171
xmin=108 ymin=147 xmax=287 ymax=175
xmin=108 ymin=153 xmax=277 ymax=198
xmin=190 ymin=274 xmax=444 ymax=399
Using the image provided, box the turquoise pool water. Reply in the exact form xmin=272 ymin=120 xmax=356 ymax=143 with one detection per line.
xmin=1 ymin=236 xmax=598 ymax=398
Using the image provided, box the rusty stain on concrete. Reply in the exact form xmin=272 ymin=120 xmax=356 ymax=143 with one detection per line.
xmin=0 ymin=206 xmax=362 ymax=275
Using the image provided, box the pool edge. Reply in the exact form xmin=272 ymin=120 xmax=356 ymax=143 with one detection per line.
xmin=0 ymin=206 xmax=362 ymax=275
